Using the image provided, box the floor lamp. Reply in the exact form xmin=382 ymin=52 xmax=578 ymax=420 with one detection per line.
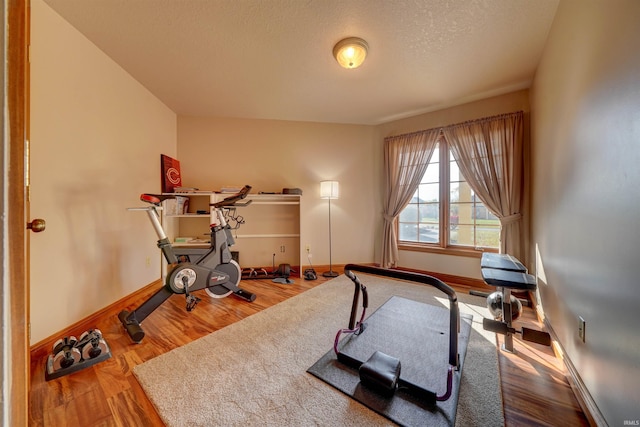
xmin=320 ymin=180 xmax=339 ymax=277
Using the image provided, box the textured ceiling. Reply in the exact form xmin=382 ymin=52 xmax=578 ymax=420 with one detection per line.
xmin=42 ymin=0 xmax=559 ymax=125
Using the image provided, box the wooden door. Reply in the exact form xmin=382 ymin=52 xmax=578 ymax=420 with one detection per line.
xmin=4 ymin=0 xmax=30 ymax=424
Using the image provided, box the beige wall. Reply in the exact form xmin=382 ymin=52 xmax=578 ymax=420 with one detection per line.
xmin=377 ymin=90 xmax=530 ymax=279
xmin=530 ymin=1 xmax=640 ymax=424
xmin=177 ymin=91 xmax=529 ymax=280
xmin=177 ymin=116 xmax=381 ymax=269
xmin=29 ymin=0 xmax=177 ymax=344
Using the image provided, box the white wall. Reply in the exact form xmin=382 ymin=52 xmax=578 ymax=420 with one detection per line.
xmin=530 ymin=1 xmax=640 ymax=424
xmin=376 ymin=90 xmax=531 ymax=279
xmin=29 ymin=0 xmax=177 ymax=344
xmin=177 ymin=116 xmax=381 ymax=270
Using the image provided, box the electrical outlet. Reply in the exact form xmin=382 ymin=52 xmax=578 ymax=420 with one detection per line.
xmin=145 ymin=256 xmax=151 ymax=268
xmin=305 ymin=244 xmax=311 ymax=253
xmin=578 ymin=316 xmax=586 ymax=343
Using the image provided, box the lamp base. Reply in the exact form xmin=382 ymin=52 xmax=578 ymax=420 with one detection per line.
xmin=322 ymin=271 xmax=339 ymax=278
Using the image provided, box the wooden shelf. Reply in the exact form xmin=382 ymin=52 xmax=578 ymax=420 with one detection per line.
xmin=172 ymin=243 xmax=210 ymax=248
xmin=161 ymin=192 xmax=301 ymax=269
xmin=236 ymin=234 xmax=300 ymax=239
xmin=166 ymin=213 xmax=210 ymax=218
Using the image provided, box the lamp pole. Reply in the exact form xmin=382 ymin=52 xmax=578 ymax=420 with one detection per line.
xmin=323 ymin=196 xmax=337 ymax=277
xmin=321 ymin=181 xmax=339 ymax=277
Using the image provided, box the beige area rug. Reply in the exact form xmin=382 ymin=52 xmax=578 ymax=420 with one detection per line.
xmin=133 ymin=274 xmax=505 ymax=426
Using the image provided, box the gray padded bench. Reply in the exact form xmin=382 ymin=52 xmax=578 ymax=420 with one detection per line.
xmin=480 ymin=253 xmax=550 ymax=352
xmin=470 ymin=253 xmax=530 ymax=304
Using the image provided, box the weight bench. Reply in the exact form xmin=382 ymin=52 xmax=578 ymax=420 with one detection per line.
xmin=480 ymin=252 xmax=527 ymax=272
xmin=470 ymin=253 xmax=530 ymax=307
xmin=480 ymin=253 xmax=551 ymax=353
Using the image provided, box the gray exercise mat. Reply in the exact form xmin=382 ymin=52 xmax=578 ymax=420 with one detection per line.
xmin=307 ymin=296 xmax=472 ymax=427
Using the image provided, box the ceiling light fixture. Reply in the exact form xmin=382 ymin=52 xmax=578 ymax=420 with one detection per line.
xmin=333 ymin=37 xmax=369 ymax=69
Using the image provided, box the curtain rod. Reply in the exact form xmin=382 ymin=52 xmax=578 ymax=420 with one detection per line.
xmin=446 ymin=110 xmax=523 ymax=129
xmin=384 ymin=110 xmax=524 ymax=141
xmin=383 ymin=127 xmax=440 ymax=142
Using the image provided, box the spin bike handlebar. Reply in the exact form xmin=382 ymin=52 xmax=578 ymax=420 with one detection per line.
xmin=211 ymin=185 xmax=252 ymax=208
xmin=138 ymin=185 xmax=253 ymax=208
xmin=136 ymin=185 xmax=252 ymax=241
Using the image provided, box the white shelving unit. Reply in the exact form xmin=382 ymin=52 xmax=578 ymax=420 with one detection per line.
xmin=161 ymin=192 xmax=301 ymax=271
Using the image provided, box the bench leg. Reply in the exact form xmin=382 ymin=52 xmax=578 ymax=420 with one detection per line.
xmin=502 ymin=288 xmax=516 ymax=353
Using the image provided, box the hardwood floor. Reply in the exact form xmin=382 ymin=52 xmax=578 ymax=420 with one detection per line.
xmin=29 ymin=274 xmax=590 ymax=426
xmin=496 ymin=301 xmax=590 ymax=426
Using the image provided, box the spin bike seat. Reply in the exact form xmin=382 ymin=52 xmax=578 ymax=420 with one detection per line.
xmin=140 ymin=193 xmax=177 ymax=206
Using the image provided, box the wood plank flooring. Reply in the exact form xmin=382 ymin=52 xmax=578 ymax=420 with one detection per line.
xmin=495 ymin=301 xmax=590 ymax=426
xmin=29 ymin=274 xmax=590 ymax=426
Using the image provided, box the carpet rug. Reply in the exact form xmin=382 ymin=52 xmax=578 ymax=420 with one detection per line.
xmin=133 ymin=274 xmax=504 ymax=426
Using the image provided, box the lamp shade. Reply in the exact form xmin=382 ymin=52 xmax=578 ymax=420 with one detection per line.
xmin=333 ymin=37 xmax=368 ymax=69
xmin=320 ymin=181 xmax=339 ymax=199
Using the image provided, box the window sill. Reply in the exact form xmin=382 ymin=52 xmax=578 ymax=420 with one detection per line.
xmin=398 ymin=242 xmax=497 ymax=258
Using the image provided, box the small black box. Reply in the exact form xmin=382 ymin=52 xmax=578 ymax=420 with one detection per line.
xmin=282 ymin=188 xmax=302 ymax=195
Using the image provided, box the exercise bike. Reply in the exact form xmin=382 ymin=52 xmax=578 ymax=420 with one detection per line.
xmin=119 ymin=185 xmax=256 ymax=343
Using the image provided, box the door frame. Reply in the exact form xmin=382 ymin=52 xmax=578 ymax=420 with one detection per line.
xmin=3 ymin=0 xmax=30 ymax=425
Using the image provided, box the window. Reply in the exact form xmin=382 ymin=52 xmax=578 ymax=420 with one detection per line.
xmin=398 ymin=140 xmax=500 ymax=252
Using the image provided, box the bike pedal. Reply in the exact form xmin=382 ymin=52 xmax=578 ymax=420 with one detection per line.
xmin=185 ymin=295 xmax=201 ymax=311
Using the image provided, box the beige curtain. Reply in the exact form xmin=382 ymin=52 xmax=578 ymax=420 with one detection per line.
xmin=381 ymin=129 xmax=440 ymax=268
xmin=442 ymin=111 xmax=525 ymax=260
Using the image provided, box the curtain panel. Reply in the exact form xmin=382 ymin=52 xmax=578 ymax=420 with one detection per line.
xmin=381 ymin=129 xmax=440 ymax=268
xmin=381 ymin=110 xmax=526 ymax=268
xmin=442 ymin=111 xmax=525 ymax=260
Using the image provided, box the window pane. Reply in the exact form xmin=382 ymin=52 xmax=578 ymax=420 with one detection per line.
xmin=399 ymin=223 xmax=418 ymax=241
xmin=418 ymin=223 xmax=439 ymax=243
xmin=419 ymin=203 xmax=439 ymax=222
xmin=448 ymin=209 xmax=500 ymax=248
xmin=449 ymin=224 xmax=474 ymax=246
xmin=422 ymin=162 xmax=439 ymax=184
xmin=450 ymin=202 xmax=474 ymax=225
xmin=476 ymin=225 xmax=500 ymax=248
xmin=474 ymin=205 xmax=498 ymax=221
xmin=399 ymin=203 xmax=418 ymax=222
xmin=449 ymin=156 xmax=460 ymax=182
xmin=449 ymin=182 xmax=458 ymax=202
xmin=450 ymin=181 xmax=473 ymax=203
xmin=418 ymin=182 xmax=439 ymax=203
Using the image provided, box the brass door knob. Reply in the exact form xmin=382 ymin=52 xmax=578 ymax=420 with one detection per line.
xmin=27 ymin=218 xmax=46 ymax=233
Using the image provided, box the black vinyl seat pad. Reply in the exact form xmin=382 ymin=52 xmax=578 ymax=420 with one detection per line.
xmin=481 ymin=267 xmax=537 ymax=291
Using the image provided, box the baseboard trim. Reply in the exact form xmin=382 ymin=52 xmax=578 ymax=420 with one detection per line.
xmin=30 ymin=279 xmax=162 ymax=359
xmin=537 ymin=306 xmax=606 ymax=427
xmin=307 ymin=263 xmax=376 ymax=275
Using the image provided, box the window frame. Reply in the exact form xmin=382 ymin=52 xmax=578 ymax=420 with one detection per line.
xmin=397 ymin=137 xmax=499 ymax=258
